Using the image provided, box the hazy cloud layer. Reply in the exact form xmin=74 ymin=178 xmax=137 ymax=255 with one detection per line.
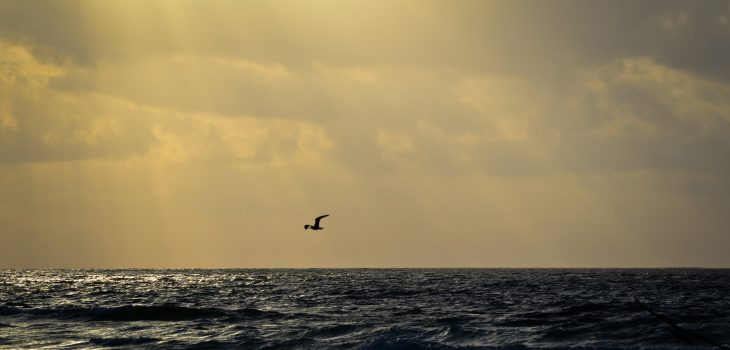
xmin=1 ymin=1 xmax=729 ymax=267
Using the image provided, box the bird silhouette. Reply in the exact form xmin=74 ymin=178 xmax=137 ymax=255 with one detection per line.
xmin=304 ymin=214 xmax=329 ymax=230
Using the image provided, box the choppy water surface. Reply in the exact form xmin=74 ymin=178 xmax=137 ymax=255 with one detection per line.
xmin=1 ymin=269 xmax=729 ymax=349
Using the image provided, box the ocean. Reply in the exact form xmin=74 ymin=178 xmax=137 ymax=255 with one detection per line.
xmin=0 ymin=269 xmax=728 ymax=349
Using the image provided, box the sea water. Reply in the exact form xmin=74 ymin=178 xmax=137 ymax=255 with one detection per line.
xmin=1 ymin=269 xmax=728 ymax=349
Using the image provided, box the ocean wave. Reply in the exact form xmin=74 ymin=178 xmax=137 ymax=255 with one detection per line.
xmin=1 ymin=304 xmax=272 ymax=322
xmin=360 ymin=337 xmax=478 ymax=350
xmin=306 ymin=324 xmax=359 ymax=338
xmin=393 ymin=307 xmax=424 ymax=316
xmin=1 ymin=269 xmax=729 ymax=349
xmin=0 ymin=306 xmax=19 ymax=316
xmin=88 ymin=305 xmax=226 ymax=321
xmin=234 ymin=307 xmax=284 ymax=319
xmin=89 ymin=336 xmax=159 ymax=347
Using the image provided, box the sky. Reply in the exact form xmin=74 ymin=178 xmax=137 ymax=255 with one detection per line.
xmin=1 ymin=0 xmax=730 ymax=268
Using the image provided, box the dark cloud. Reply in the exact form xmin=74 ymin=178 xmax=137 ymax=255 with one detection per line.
xmin=2 ymin=0 xmax=729 ymax=80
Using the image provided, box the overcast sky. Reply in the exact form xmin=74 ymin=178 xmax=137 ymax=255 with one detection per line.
xmin=1 ymin=0 xmax=729 ymax=267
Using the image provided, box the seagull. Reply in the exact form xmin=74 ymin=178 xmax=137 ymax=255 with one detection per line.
xmin=304 ymin=214 xmax=329 ymax=230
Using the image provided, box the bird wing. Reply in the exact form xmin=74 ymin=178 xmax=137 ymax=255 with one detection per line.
xmin=314 ymin=214 xmax=329 ymax=226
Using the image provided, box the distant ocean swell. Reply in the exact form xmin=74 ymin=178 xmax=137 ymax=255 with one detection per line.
xmin=0 ymin=269 xmax=728 ymax=349
xmin=0 ymin=300 xmax=646 ymax=323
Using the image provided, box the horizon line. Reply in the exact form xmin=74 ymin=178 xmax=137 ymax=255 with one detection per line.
xmin=2 ymin=266 xmax=728 ymax=270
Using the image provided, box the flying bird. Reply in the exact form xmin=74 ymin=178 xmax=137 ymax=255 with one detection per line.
xmin=305 ymin=214 xmax=329 ymax=230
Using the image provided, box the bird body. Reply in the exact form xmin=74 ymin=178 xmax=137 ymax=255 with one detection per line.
xmin=305 ymin=214 xmax=329 ymax=230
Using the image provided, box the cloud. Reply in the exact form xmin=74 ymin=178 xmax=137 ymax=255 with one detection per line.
xmin=2 ymin=2 xmax=730 ymax=267
xmin=5 ymin=33 xmax=730 ymax=180
xmin=0 ymin=40 xmax=155 ymax=162
xmin=556 ymin=57 xmax=730 ymax=175
xmin=1 ymin=1 xmax=727 ymax=79
xmin=583 ymin=57 xmax=730 ymax=136
xmin=0 ymin=39 xmax=335 ymax=167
